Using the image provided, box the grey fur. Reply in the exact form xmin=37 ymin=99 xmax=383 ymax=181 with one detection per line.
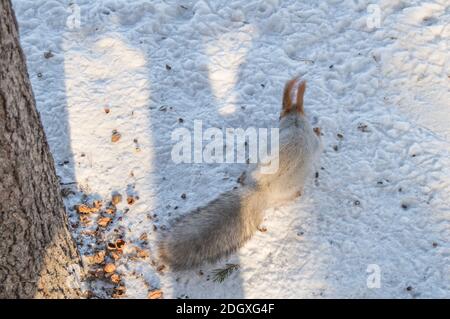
xmin=159 ymin=186 xmax=267 ymax=270
xmin=159 ymin=86 xmax=323 ymax=271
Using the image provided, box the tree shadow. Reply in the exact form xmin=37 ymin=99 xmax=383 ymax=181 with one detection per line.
xmin=146 ymin=5 xmax=249 ymax=299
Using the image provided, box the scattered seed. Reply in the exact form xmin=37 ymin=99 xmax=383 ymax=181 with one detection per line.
xmin=157 ymin=265 xmax=166 ymax=272
xmin=104 ymin=263 xmax=116 ymax=273
xmin=79 ymin=215 xmax=90 ymax=225
xmin=165 ymin=64 xmax=172 ymax=71
xmin=44 ymin=51 xmax=54 ymax=59
xmin=139 ymin=233 xmax=148 ymax=241
xmin=137 ymin=248 xmax=150 ymax=258
xmin=76 ymin=204 xmax=92 ymax=214
xmin=105 ymin=206 xmax=116 ymax=215
xmin=98 ymin=217 xmax=111 ymax=227
xmin=111 ymin=130 xmax=121 ymax=143
xmin=258 ymin=226 xmax=267 ymax=233
xmin=92 ymin=269 xmax=104 ymax=278
xmin=93 ymin=200 xmax=102 ymax=209
xmin=110 ymin=251 xmax=122 ymax=261
xmin=357 ymin=123 xmax=369 ymax=132
xmin=113 ymin=285 xmax=126 ymax=298
xmin=112 ymin=193 xmax=122 ymax=205
xmin=127 ymin=196 xmax=136 ymax=205
xmin=181 ymin=193 xmax=187 ymax=199
xmin=110 ymin=274 xmax=121 ymax=284
xmin=111 ymin=132 xmax=122 ymax=143
xmin=115 ymin=285 xmax=126 ymax=292
xmin=148 ymin=289 xmax=163 ymax=299
xmin=115 ymin=239 xmax=126 ymax=250
xmin=91 ymin=251 xmax=105 ymax=264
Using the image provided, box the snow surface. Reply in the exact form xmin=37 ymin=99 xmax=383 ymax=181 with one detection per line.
xmin=12 ymin=0 xmax=450 ymax=298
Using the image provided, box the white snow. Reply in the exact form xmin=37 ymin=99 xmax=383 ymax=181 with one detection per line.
xmin=12 ymin=0 xmax=450 ymax=298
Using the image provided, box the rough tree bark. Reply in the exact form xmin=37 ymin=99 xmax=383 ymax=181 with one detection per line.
xmin=0 ymin=0 xmax=83 ymax=298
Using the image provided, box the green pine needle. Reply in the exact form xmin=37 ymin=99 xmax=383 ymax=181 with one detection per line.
xmin=212 ymin=264 xmax=240 ymax=283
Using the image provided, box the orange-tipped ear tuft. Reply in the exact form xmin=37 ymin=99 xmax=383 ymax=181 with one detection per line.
xmin=296 ymin=81 xmax=306 ymax=115
xmin=281 ymin=77 xmax=298 ymax=117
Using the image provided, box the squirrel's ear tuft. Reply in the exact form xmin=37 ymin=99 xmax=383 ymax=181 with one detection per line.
xmin=296 ymin=81 xmax=306 ymax=115
xmin=281 ymin=77 xmax=298 ymax=117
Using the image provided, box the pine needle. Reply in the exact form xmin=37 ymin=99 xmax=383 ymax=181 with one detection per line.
xmin=212 ymin=264 xmax=240 ymax=283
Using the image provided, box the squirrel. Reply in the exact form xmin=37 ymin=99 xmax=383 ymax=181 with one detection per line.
xmin=159 ymin=77 xmax=323 ymax=270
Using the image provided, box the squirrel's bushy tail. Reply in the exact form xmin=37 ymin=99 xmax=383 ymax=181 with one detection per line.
xmin=159 ymin=186 xmax=267 ymax=270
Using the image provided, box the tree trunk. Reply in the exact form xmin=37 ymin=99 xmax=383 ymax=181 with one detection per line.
xmin=0 ymin=0 xmax=83 ymax=298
